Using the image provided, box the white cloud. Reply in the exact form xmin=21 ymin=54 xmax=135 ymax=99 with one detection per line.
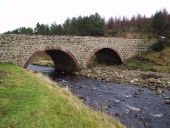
xmin=0 ymin=0 xmax=170 ymax=33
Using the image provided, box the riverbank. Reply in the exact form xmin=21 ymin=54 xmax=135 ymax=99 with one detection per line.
xmin=26 ymin=64 xmax=170 ymax=128
xmin=0 ymin=64 xmax=125 ymax=128
xmin=54 ymin=75 xmax=170 ymax=128
xmin=77 ymin=65 xmax=170 ymax=91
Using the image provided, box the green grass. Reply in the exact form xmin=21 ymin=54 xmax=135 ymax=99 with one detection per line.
xmin=0 ymin=64 xmax=124 ymax=128
xmin=126 ymin=47 xmax=170 ymax=73
xmin=126 ymin=60 xmax=157 ymax=72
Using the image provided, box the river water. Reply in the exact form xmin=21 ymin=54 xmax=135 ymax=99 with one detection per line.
xmin=27 ymin=64 xmax=170 ymax=128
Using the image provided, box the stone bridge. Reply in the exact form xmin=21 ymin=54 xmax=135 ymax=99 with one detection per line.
xmin=0 ymin=34 xmax=155 ymax=72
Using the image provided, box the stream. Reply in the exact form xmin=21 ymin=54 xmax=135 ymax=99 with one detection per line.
xmin=27 ymin=64 xmax=170 ymax=128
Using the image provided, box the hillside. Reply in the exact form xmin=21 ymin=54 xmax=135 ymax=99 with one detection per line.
xmin=126 ymin=47 xmax=170 ymax=73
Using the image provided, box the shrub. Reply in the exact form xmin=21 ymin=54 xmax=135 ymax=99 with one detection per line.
xmin=151 ymin=39 xmax=165 ymax=52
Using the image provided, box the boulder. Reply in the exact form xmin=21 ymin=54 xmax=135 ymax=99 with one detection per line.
xmin=147 ymin=78 xmax=156 ymax=85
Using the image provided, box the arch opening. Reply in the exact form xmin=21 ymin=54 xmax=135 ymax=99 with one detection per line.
xmin=45 ymin=50 xmax=79 ymax=73
xmin=87 ymin=48 xmax=122 ymax=66
xmin=23 ymin=49 xmax=79 ymax=73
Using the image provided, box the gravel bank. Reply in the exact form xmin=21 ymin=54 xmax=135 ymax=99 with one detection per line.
xmin=77 ymin=65 xmax=170 ymax=91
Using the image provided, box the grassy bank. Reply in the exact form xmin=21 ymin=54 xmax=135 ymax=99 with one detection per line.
xmin=126 ymin=47 xmax=170 ymax=73
xmin=0 ymin=64 xmax=124 ymax=128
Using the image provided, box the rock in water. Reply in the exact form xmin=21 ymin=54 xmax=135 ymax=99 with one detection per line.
xmin=164 ymin=99 xmax=170 ymax=104
xmin=156 ymin=88 xmax=163 ymax=96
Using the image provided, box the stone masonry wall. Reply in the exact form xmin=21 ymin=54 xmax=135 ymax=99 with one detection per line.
xmin=0 ymin=34 xmax=156 ymax=69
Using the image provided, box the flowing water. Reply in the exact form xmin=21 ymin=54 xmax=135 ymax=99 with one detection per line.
xmin=27 ymin=64 xmax=170 ymax=128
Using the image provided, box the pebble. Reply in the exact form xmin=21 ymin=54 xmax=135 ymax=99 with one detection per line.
xmin=164 ymin=99 xmax=170 ymax=104
xmin=168 ymin=81 xmax=170 ymax=86
xmin=133 ymin=92 xmax=139 ymax=97
xmin=78 ymin=96 xmax=86 ymax=102
xmin=150 ymin=113 xmax=164 ymax=117
xmin=156 ymin=88 xmax=163 ymax=96
xmin=115 ymin=112 xmax=122 ymax=117
xmin=147 ymin=78 xmax=156 ymax=85
xmin=130 ymin=79 xmax=134 ymax=84
xmin=157 ymin=79 xmax=162 ymax=84
xmin=134 ymin=78 xmax=139 ymax=82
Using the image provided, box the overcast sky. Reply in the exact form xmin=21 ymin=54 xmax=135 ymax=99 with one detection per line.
xmin=0 ymin=0 xmax=170 ymax=33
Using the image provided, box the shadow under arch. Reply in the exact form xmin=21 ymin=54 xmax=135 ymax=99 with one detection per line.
xmin=86 ymin=47 xmax=123 ymax=66
xmin=23 ymin=48 xmax=80 ymax=73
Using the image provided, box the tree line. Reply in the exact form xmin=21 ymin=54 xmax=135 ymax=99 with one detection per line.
xmin=106 ymin=9 xmax=170 ymax=37
xmin=4 ymin=9 xmax=170 ymax=37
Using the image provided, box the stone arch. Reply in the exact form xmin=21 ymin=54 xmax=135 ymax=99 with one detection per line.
xmin=85 ymin=47 xmax=123 ymax=66
xmin=23 ymin=48 xmax=80 ymax=72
